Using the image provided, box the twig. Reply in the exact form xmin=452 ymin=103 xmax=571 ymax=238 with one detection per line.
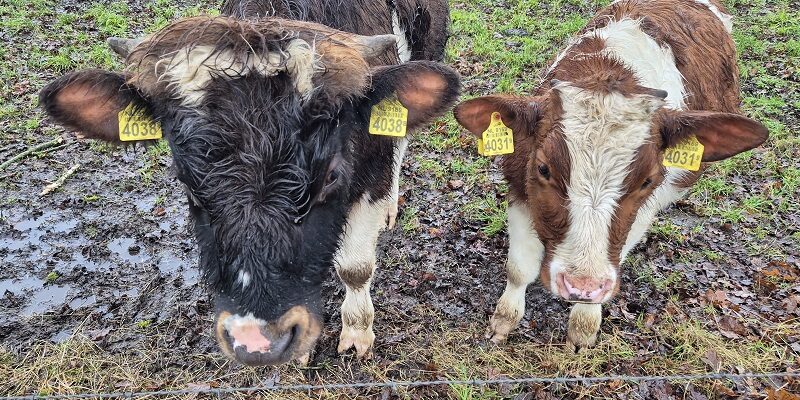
xmin=0 ymin=137 xmax=63 ymax=172
xmin=40 ymin=163 xmax=81 ymax=196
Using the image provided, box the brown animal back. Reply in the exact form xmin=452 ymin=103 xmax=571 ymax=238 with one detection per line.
xmin=586 ymin=0 xmax=740 ymax=112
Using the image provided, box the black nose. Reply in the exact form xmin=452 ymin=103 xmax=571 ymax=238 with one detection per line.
xmin=232 ymin=328 xmax=295 ymax=366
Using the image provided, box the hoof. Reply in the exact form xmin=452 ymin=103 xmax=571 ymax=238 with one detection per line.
xmin=337 ymin=325 xmax=375 ymax=358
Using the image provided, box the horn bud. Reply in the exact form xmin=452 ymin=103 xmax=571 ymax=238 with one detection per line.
xmin=352 ymin=34 xmax=399 ymax=61
xmin=107 ymin=37 xmax=143 ymax=58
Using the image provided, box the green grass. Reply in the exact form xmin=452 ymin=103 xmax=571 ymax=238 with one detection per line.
xmin=399 ymin=205 xmax=421 ymax=234
xmin=462 ymin=194 xmax=507 ymax=237
xmin=86 ymin=2 xmax=129 ymax=36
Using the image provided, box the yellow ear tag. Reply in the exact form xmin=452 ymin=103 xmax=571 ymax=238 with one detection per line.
xmin=369 ymin=97 xmax=408 ymax=137
xmin=663 ymin=136 xmax=703 ymax=171
xmin=118 ymin=103 xmax=162 ymax=141
xmin=481 ymin=112 xmax=514 ymax=156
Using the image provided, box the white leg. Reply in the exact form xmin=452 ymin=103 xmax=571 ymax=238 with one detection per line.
xmin=334 ymin=195 xmax=387 ymax=356
xmin=567 ymin=303 xmax=602 ymax=350
xmin=487 ymin=203 xmax=545 ymax=343
xmin=386 ymin=138 xmax=408 ymax=229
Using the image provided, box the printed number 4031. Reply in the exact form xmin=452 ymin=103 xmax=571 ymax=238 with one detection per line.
xmin=664 ymin=149 xmax=697 ymax=165
xmin=483 ymin=137 xmax=512 ymax=153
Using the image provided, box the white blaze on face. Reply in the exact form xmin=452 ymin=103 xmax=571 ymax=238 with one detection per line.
xmin=547 ymin=84 xmax=663 ymax=294
xmin=159 ymin=39 xmax=320 ymax=106
xmin=594 ymin=17 xmax=697 ymax=260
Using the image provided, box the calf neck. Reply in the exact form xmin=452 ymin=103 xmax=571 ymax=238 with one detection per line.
xmin=455 ymin=0 xmax=767 ymax=348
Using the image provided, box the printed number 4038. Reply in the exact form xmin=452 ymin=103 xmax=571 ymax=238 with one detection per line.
xmin=372 ymin=117 xmax=405 ymax=133
xmin=123 ymin=122 xmax=157 ymax=137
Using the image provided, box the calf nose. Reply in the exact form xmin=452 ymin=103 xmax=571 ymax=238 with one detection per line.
xmin=232 ymin=327 xmax=294 ymax=366
xmin=220 ymin=314 xmax=294 ymax=366
xmin=215 ymin=306 xmax=319 ymax=366
xmin=557 ymin=273 xmax=613 ymax=303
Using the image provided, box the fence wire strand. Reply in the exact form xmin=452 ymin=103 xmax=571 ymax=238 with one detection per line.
xmin=4 ymin=371 xmax=799 ymax=399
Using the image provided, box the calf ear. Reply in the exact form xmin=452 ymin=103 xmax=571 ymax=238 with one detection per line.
xmin=661 ymin=111 xmax=769 ymax=162
xmin=39 ymin=69 xmax=151 ymax=144
xmin=366 ymin=61 xmax=461 ymax=131
xmin=453 ymin=95 xmax=541 ymax=138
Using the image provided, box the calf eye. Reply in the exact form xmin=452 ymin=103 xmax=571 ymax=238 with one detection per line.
xmin=641 ymin=177 xmax=653 ymax=190
xmin=325 ymin=169 xmax=339 ymax=188
xmin=538 ymin=164 xmax=551 ymax=179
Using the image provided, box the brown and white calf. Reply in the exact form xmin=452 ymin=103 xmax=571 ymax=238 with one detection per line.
xmin=454 ymin=0 xmax=767 ymax=348
xmin=40 ymin=0 xmax=458 ymax=365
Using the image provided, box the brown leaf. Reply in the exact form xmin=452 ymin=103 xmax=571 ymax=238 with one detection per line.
xmin=153 ymin=207 xmax=166 ymax=217
xmin=448 ymin=179 xmax=464 ymax=189
xmin=712 ymin=381 xmax=737 ymax=397
xmin=487 ymin=367 xmax=504 ymax=379
xmin=644 ymin=313 xmax=656 ymax=329
xmin=767 ymin=388 xmax=800 ymax=400
xmin=702 ymin=349 xmax=721 ymax=371
xmin=422 ymin=362 xmax=438 ymax=372
xmin=705 ymin=289 xmax=729 ymax=308
xmin=421 ymin=272 xmax=437 ymax=282
xmin=783 ymin=295 xmax=800 ymax=314
xmin=717 ymin=315 xmax=748 ymax=339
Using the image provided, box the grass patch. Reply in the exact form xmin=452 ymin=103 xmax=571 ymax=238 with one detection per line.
xmin=86 ymin=2 xmax=129 ymax=36
xmin=462 ymin=194 xmax=507 ymax=237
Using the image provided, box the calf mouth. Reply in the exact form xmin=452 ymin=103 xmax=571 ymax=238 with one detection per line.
xmin=214 ymin=306 xmax=322 ymax=366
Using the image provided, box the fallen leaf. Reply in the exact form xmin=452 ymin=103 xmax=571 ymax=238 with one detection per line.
xmin=712 ymin=381 xmax=737 ymax=397
xmin=422 ymin=272 xmax=437 ymax=282
xmin=487 ymin=367 xmax=504 ymax=379
xmin=717 ymin=315 xmax=748 ymax=339
xmin=448 ymin=179 xmax=464 ymax=189
xmin=705 ymin=289 xmax=729 ymax=308
xmin=782 ymin=295 xmax=800 ymax=314
xmin=644 ymin=313 xmax=656 ymax=329
xmin=702 ymin=349 xmax=721 ymax=371
xmin=767 ymin=388 xmax=800 ymax=400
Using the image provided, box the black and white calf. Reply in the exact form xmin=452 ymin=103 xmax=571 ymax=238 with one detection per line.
xmin=39 ymin=0 xmax=458 ymax=365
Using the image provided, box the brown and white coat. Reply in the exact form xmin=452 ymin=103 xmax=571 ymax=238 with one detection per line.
xmin=455 ymin=0 xmax=767 ymax=348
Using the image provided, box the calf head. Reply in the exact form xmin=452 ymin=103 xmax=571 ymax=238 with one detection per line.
xmin=455 ymin=79 xmax=767 ymax=305
xmin=40 ymin=16 xmax=459 ymax=365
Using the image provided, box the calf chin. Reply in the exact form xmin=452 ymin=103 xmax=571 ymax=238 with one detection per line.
xmin=215 ymin=306 xmax=321 ymax=366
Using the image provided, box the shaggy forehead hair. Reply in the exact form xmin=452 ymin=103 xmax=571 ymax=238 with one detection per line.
xmin=126 ymin=17 xmax=381 ymax=288
xmin=125 ymin=16 xmax=379 ymax=106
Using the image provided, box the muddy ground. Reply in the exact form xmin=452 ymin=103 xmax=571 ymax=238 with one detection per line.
xmin=1 ymin=0 xmax=799 ymax=398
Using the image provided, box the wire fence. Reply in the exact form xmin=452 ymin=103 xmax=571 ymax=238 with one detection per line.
xmin=4 ymin=371 xmax=799 ymax=399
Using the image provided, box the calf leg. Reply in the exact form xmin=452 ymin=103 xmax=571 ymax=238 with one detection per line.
xmin=567 ymin=303 xmax=602 ymax=350
xmin=486 ymin=204 xmax=545 ymax=343
xmin=335 ymin=196 xmax=387 ymax=357
xmin=386 ymin=138 xmax=408 ymax=229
